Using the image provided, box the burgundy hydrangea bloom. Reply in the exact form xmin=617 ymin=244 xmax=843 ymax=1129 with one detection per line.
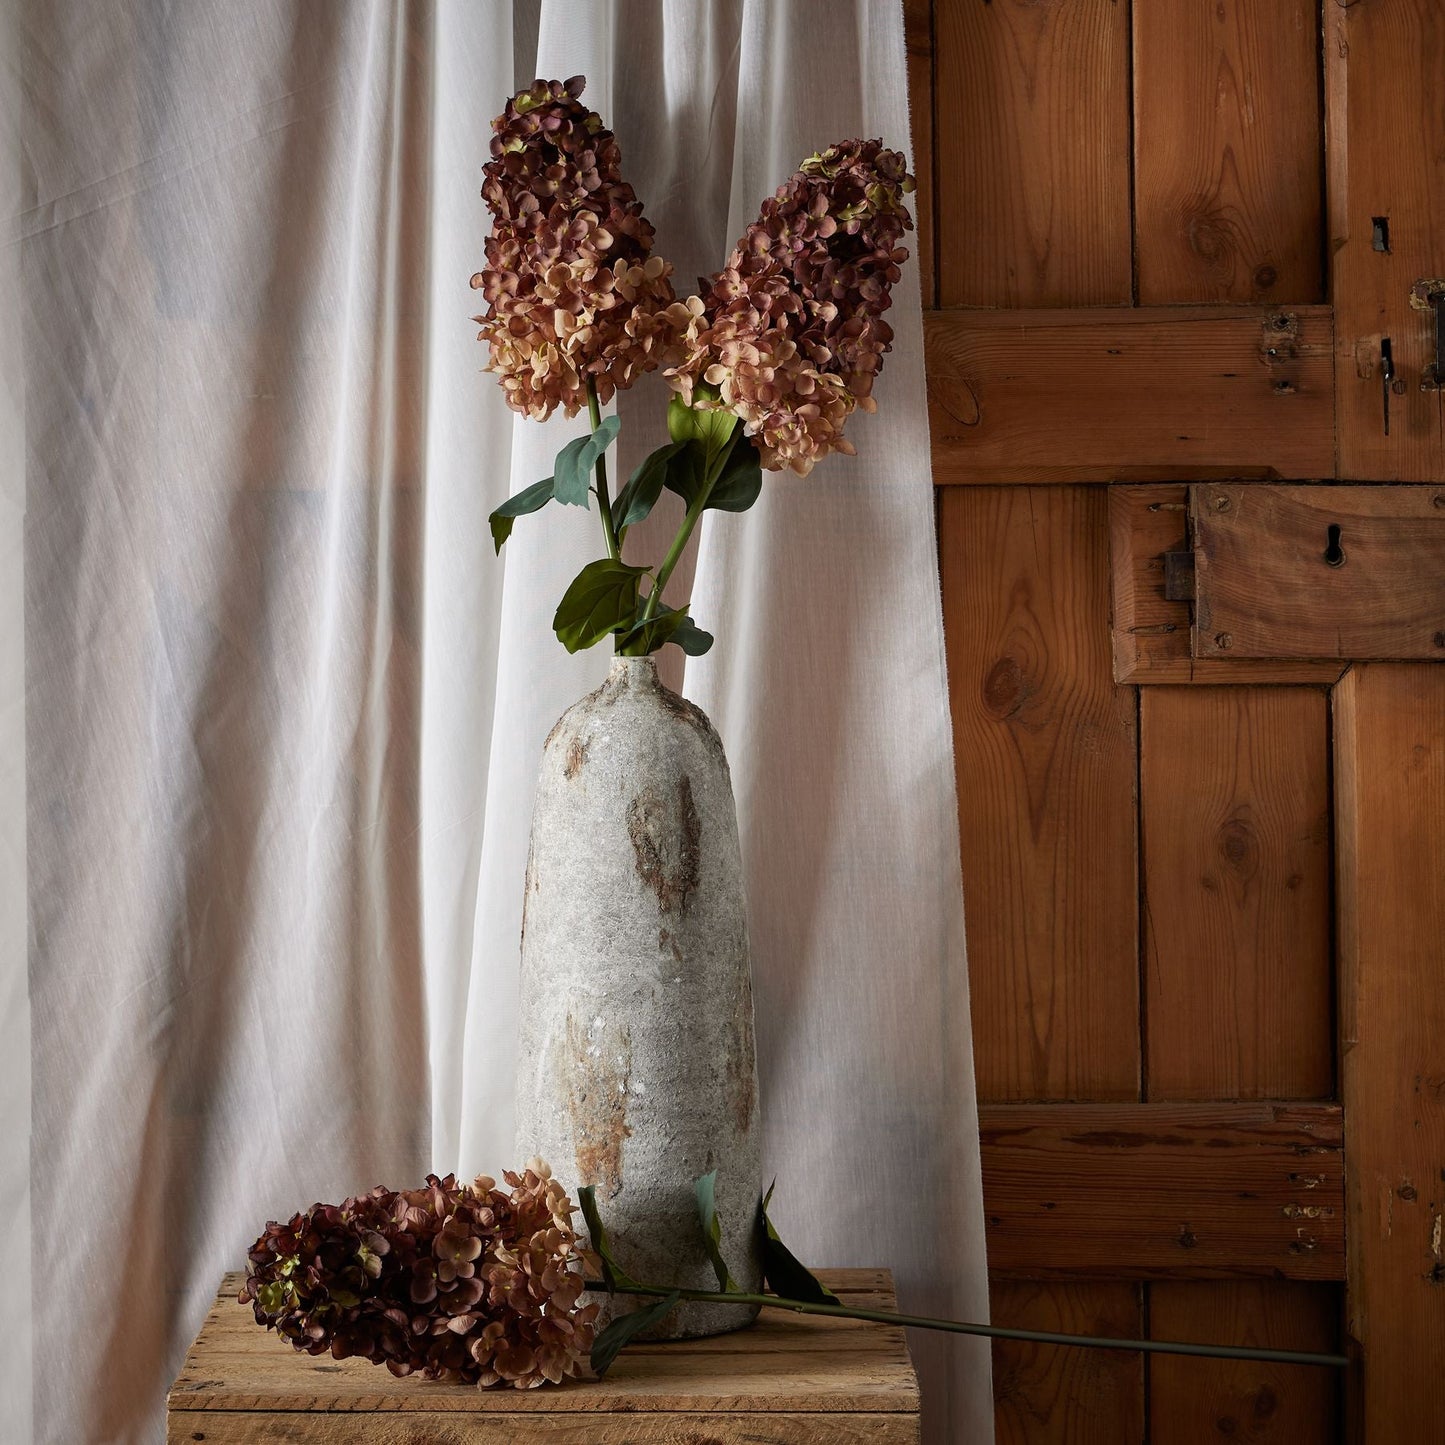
xmin=470 ymin=77 xmax=694 ymax=420
xmin=239 ymin=1163 xmax=598 ymax=1389
xmin=668 ymin=139 xmax=915 ymax=475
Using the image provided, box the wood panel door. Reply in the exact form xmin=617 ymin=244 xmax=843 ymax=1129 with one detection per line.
xmin=909 ymin=2 xmax=1445 ymax=1441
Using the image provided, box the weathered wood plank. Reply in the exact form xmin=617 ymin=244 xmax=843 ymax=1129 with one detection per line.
xmin=939 ymin=486 xmax=1139 ymax=1102
xmin=1191 ymin=484 xmax=1445 ymax=660
xmin=1133 ymin=0 xmax=1323 ymax=305
xmin=902 ymin=0 xmax=934 ymax=309
xmin=1147 ymin=1282 xmax=1340 ymax=1445
xmin=1141 ymin=687 xmax=1333 ymax=1101
xmin=170 ymin=1271 xmax=920 ymax=1419
xmin=934 ymin=0 xmax=1131 ymax=307
xmin=926 ymin=309 xmax=1335 ymax=485
xmin=166 ymin=1411 xmax=924 ymax=1443
xmin=1327 ymin=0 xmax=1445 ymax=480
xmin=980 ymin=1103 xmax=1344 ymax=1280
xmin=1333 ymin=665 xmax=1445 ymax=1441
xmin=990 ymin=1282 xmax=1144 ymax=1445
xmin=1107 ymin=485 xmax=1345 ymax=685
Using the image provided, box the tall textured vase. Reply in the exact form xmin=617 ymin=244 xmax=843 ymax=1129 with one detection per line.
xmin=515 ymin=656 xmax=763 ymax=1338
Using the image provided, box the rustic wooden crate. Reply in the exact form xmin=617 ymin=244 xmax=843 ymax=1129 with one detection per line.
xmin=168 ymin=1268 xmax=921 ymax=1443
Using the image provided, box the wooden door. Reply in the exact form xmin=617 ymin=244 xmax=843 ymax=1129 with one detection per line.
xmin=908 ymin=2 xmax=1445 ymax=1440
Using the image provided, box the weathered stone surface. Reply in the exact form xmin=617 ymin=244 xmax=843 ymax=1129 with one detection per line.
xmin=515 ymin=656 xmax=763 ymax=1338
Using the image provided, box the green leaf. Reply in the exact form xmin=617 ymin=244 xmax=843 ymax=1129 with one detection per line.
xmin=488 ymin=477 xmax=556 ymax=553
xmin=670 ymin=614 xmax=714 ymax=656
xmin=553 ymin=558 xmax=649 ymax=654
xmin=695 ymin=1171 xmax=739 ymax=1292
xmin=662 ymin=440 xmax=705 ymax=507
xmin=667 ymin=391 xmax=738 ymax=469
xmin=758 ymin=1181 xmax=841 ymax=1306
xmin=553 ymin=414 xmax=622 ymax=507
xmin=577 ymin=1184 xmax=639 ymax=1291
xmin=589 ymin=1291 xmax=682 ymax=1378
xmin=614 ymin=440 xmax=687 ymax=529
xmin=704 ymin=444 xmax=763 ymax=514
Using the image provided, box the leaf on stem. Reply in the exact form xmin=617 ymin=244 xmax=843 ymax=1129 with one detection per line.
xmin=553 ymin=559 xmax=649 ymax=654
xmin=589 ymin=1291 xmax=682 ymax=1378
xmin=667 ymin=391 xmax=738 ymax=470
xmin=576 ymin=1185 xmax=639 ymax=1291
xmin=670 ymin=614 xmax=714 ymax=656
xmin=616 ymin=605 xmax=714 ymax=658
xmin=614 ymin=440 xmax=687 ymax=529
xmin=758 ymin=1181 xmax=841 ymax=1306
xmin=694 ymin=1171 xmax=739 ymax=1292
xmin=553 ymin=414 xmax=622 ymax=506
xmin=705 ymin=445 xmax=763 ymax=514
xmin=488 ymin=477 xmax=555 ymax=553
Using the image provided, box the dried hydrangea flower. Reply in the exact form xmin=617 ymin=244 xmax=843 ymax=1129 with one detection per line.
xmin=668 ymin=139 xmax=915 ymax=475
xmin=471 ymin=77 xmax=693 ymax=420
xmin=239 ymin=1162 xmax=598 ymax=1389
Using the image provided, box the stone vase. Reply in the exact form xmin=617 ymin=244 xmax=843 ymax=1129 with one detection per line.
xmin=514 ymin=655 xmax=763 ymax=1339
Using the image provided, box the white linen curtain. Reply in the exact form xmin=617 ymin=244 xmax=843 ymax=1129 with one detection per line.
xmin=3 ymin=2 xmax=990 ymax=1440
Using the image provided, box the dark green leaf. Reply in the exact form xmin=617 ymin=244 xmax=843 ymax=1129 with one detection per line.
xmin=670 ymin=614 xmax=714 ymax=656
xmin=695 ymin=1171 xmax=738 ymax=1292
xmin=614 ymin=440 xmax=687 ymax=529
xmin=616 ymin=603 xmax=687 ymax=656
xmin=758 ymin=1181 xmax=841 ymax=1306
xmin=576 ymin=1185 xmax=638 ymax=1291
xmin=589 ymin=1291 xmax=681 ymax=1377
xmin=488 ymin=477 xmax=555 ymax=553
xmin=553 ymin=414 xmax=621 ymax=506
xmin=553 ymin=559 xmax=648 ymax=654
xmin=705 ymin=444 xmax=763 ymax=514
xmin=662 ymin=441 xmax=705 ymax=507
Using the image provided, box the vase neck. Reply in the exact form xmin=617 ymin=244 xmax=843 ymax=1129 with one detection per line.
xmin=607 ymin=655 xmax=659 ymax=686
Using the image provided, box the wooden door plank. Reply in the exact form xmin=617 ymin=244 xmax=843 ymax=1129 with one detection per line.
xmin=1133 ymin=0 xmax=1323 ymax=305
xmin=926 ymin=308 xmax=1335 ymax=484
xmin=980 ymin=1103 xmax=1344 ymax=1281
xmin=1333 ymin=665 xmax=1445 ymax=1440
xmin=902 ymin=0 xmax=935 ymax=309
xmin=1327 ymin=0 xmax=1445 ymax=479
xmin=1191 ymin=484 xmax=1445 ymax=660
xmin=1147 ymin=1282 xmax=1340 ymax=1445
xmin=1141 ymin=688 xmax=1333 ymax=1101
xmin=1108 ymin=486 xmax=1345 ymax=685
xmin=934 ymin=0 xmax=1131 ymax=307
xmin=990 ymin=1282 xmax=1144 ymax=1445
xmin=939 ymin=486 xmax=1139 ymax=1102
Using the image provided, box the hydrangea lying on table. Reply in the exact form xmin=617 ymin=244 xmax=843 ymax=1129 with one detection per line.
xmin=473 ymin=75 xmax=916 ymax=657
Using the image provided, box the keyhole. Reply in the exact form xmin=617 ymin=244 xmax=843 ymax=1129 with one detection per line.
xmin=1324 ymin=523 xmax=1346 ymax=567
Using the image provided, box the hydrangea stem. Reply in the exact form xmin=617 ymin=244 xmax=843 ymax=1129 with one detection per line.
xmin=586 ymin=380 xmax=621 ymax=566
xmin=641 ymin=425 xmax=737 ymax=623
xmin=585 ymin=1280 xmax=1349 ymax=1369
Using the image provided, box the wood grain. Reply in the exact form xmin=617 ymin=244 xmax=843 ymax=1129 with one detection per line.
xmin=990 ymin=1282 xmax=1144 ymax=1445
xmin=1107 ymin=486 xmax=1345 ymax=685
xmin=926 ymin=309 xmax=1335 ymax=484
xmin=170 ymin=1274 xmax=922 ymax=1442
xmin=1133 ymin=0 xmax=1323 ymax=305
xmin=903 ymin=0 xmax=934 ymax=309
xmin=1191 ymin=484 xmax=1445 ymax=659
xmin=1333 ymin=665 xmax=1445 ymax=1442
xmin=1141 ymin=688 xmax=1333 ymax=1100
xmin=939 ymin=486 xmax=1139 ymax=1102
xmin=980 ymin=1103 xmax=1344 ymax=1281
xmin=1147 ymin=1283 xmax=1340 ymax=1445
xmin=1327 ymin=0 xmax=1445 ymax=479
xmin=934 ymin=0 xmax=1130 ymax=307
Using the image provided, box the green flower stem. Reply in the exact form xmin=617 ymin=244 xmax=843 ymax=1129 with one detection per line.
xmin=640 ymin=429 xmax=735 ymax=623
xmin=586 ymin=380 xmax=621 ymax=566
xmin=583 ymin=1280 xmax=1348 ymax=1370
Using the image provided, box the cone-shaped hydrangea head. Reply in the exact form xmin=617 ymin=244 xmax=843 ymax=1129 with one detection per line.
xmin=239 ymin=1162 xmax=598 ymax=1389
xmin=471 ymin=77 xmax=694 ymax=420
xmin=667 ymin=139 xmax=915 ymax=475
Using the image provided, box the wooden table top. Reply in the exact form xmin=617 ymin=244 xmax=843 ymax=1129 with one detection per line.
xmin=168 ymin=1268 xmax=922 ymax=1443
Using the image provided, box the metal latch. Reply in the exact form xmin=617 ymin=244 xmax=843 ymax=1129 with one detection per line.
xmin=1410 ymin=279 xmax=1445 ymax=389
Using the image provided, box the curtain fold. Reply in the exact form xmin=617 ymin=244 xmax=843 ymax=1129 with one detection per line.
xmin=8 ymin=3 xmax=989 ymax=1439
